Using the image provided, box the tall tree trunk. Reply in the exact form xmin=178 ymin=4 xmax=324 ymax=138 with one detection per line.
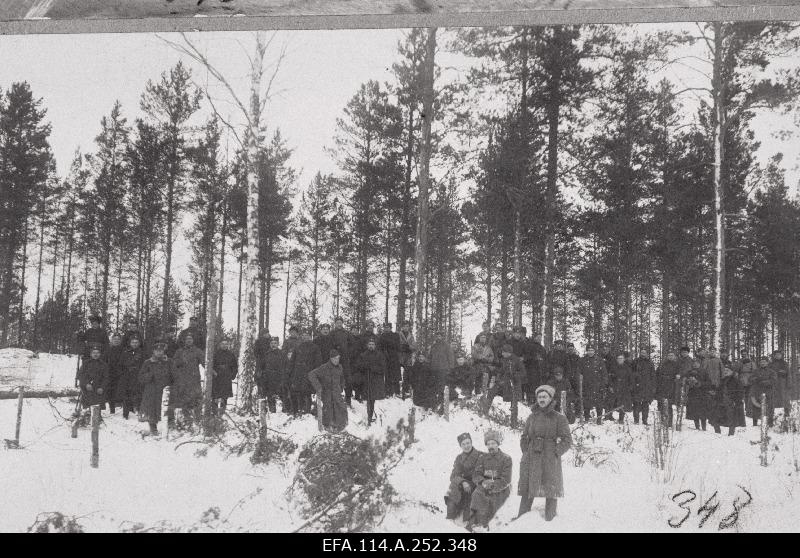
xmin=162 ymin=160 xmax=176 ymax=333
xmin=413 ymin=27 xmax=436 ymax=351
xmin=236 ymin=240 xmax=243 ymax=344
xmin=202 ymin=262 xmax=219 ymax=433
xmin=236 ymin=43 xmax=266 ymax=413
xmin=33 ymin=212 xmax=46 ymax=348
xmin=711 ymin=21 xmax=727 ymax=352
xmin=18 ymin=218 xmax=29 ymax=346
xmin=116 ymin=247 xmax=124 ymax=329
xmin=486 ymin=250 xmax=493 ymax=325
xmin=218 ymin=208 xmax=227 ymax=323
xmin=513 ymin=210 xmax=522 ymax=328
xmin=396 ymin=108 xmax=414 ymax=328
xmin=499 ymin=249 xmax=508 ymax=325
xmin=283 ymin=259 xmax=291 ymax=341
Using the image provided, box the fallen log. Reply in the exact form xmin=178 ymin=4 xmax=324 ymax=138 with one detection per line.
xmin=0 ymin=388 xmax=79 ymax=400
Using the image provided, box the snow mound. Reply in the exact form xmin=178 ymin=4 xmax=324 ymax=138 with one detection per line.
xmin=0 ymin=349 xmax=77 ymax=391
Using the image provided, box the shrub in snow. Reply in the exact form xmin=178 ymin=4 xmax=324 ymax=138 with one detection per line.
xmin=27 ymin=512 xmax=84 ymax=533
xmin=571 ymin=422 xmax=615 ymax=470
xmin=122 ymin=506 xmax=224 ymax=532
xmin=289 ymin=416 xmax=414 ymax=532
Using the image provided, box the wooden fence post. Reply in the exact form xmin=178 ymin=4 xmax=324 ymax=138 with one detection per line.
xmin=90 ymin=405 xmax=100 ymax=468
xmin=443 ymin=386 xmax=450 ymax=421
xmin=760 ymin=392 xmax=768 ymax=467
xmin=161 ymin=386 xmax=171 ymax=439
xmin=675 ymin=378 xmax=687 ymax=432
xmin=13 ymin=386 xmax=24 ymax=448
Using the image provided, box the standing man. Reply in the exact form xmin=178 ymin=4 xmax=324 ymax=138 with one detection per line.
xmin=548 ymin=340 xmax=568 ymax=380
xmin=314 ymin=324 xmax=336 ymax=367
xmin=474 ymin=321 xmax=492 ymax=347
xmin=211 ymin=338 xmax=238 ymax=416
xmin=483 ymin=344 xmax=526 ymax=413
xmin=255 ymin=337 xmax=288 ymax=413
xmin=121 ymin=318 xmax=144 ymax=354
xmin=599 ymin=342 xmax=615 ymax=378
xmin=607 ymin=353 xmax=633 ymax=423
xmin=578 ymin=346 xmax=607 ymax=423
xmin=164 ymin=326 xmax=179 ymax=358
xmin=632 ymin=347 xmax=656 ymax=425
xmin=106 ymin=332 xmax=125 ymax=414
xmin=78 ymin=343 xmax=109 ymax=413
xmin=288 ymin=330 xmax=323 ymax=415
xmin=564 ymin=343 xmax=580 ymax=393
xmin=138 ymin=341 xmax=174 ymax=436
xmin=525 ymin=333 xmax=548 ymax=400
xmin=331 ymin=317 xmax=355 ymax=405
xmin=283 ymin=325 xmax=301 ymax=360
xmin=769 ymin=350 xmax=792 ymax=431
xmin=118 ymin=335 xmax=146 ymax=420
xmin=308 ymin=349 xmax=348 ymax=432
xmin=655 ymin=350 xmax=680 ymax=427
xmin=355 ymin=337 xmax=387 ymax=424
xmin=378 ymin=322 xmax=402 ymax=397
xmin=172 ymin=333 xmax=205 ymax=426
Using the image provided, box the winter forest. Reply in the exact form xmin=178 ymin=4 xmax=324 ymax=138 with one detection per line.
xmin=3 ymin=23 xmax=800 ymax=398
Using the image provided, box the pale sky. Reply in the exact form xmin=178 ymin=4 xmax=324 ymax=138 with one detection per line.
xmin=3 ymin=26 xmax=799 ymax=347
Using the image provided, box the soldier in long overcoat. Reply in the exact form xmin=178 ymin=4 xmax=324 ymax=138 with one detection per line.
xmin=408 ymin=353 xmax=439 ymax=410
xmin=632 ymin=349 xmax=656 ymax=425
xmin=308 ymin=349 xmax=348 ymax=432
xmin=256 ymin=337 xmax=288 ymax=413
xmin=445 ymin=433 xmax=484 ymax=522
xmin=211 ymin=338 xmax=238 ymax=415
xmin=711 ymin=367 xmax=745 ymax=435
xmin=750 ymin=357 xmax=776 ymax=427
xmin=769 ymin=350 xmax=792 ymax=430
xmin=106 ymin=332 xmax=125 ymax=413
xmin=607 ymin=354 xmax=634 ymax=423
xmin=577 ymin=346 xmax=607 ymax=423
xmin=378 ymin=323 xmax=402 ymax=397
xmin=483 ymin=345 xmax=526 ymax=413
xmin=138 ymin=342 xmax=174 ymax=435
xmin=518 ymin=384 xmax=572 ymax=522
xmin=354 ymin=337 xmax=387 ymax=423
xmin=289 ymin=331 xmax=323 ymax=415
xmin=685 ymin=360 xmax=711 ymax=430
xmin=655 ymin=350 xmax=680 ymax=427
xmin=331 ymin=318 xmax=355 ymax=403
xmin=172 ymin=333 xmax=205 ymax=423
xmin=117 ymin=336 xmax=146 ymax=419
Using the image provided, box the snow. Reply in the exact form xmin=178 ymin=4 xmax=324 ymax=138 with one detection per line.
xmin=0 ymin=348 xmax=77 ymax=391
xmin=1 ymin=351 xmax=799 ymax=532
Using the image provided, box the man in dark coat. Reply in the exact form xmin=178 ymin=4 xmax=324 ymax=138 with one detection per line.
xmin=172 ymin=333 xmax=205 ymax=425
xmin=78 ymin=315 xmax=109 ymax=363
xmin=471 ymin=333 xmax=497 ymax=395
xmin=308 ymin=349 xmax=348 ymax=432
xmin=78 ymin=344 xmax=109 ymax=410
xmin=524 ymin=333 xmax=548 ymax=402
xmin=577 ymin=346 xmax=607 ymax=423
xmin=489 ymin=323 xmax=508 ymax=357
xmin=163 ymin=326 xmax=179 ymax=359
xmin=686 ymin=360 xmax=711 ymax=430
xmin=607 ymin=354 xmax=633 ymax=423
xmin=769 ymin=350 xmax=792 ymax=430
xmin=254 ymin=328 xmax=272 ymax=382
xmin=106 ymin=332 xmax=125 ymax=414
xmin=518 ymin=384 xmax=572 ymax=522
xmin=750 ymin=357 xmax=776 ymax=427
xmin=211 ymin=338 xmax=238 ymax=416
xmin=468 ymin=430 xmax=512 ymax=531
xmin=118 ymin=336 xmax=146 ymax=419
xmin=711 ymin=366 xmax=745 ymax=435
xmin=446 ymin=354 xmax=478 ymax=400
xmin=484 ymin=344 xmax=526 ymax=413
xmin=632 ymin=348 xmax=656 ymax=425
xmin=474 ymin=321 xmax=492 ymax=347
xmin=409 ymin=353 xmax=438 ymax=410
xmin=288 ymin=331 xmax=323 ymax=416
xmin=378 ymin=322 xmax=402 ymax=397
xmin=256 ymin=337 xmax=288 ymax=413
xmin=178 ymin=316 xmax=205 ymax=352
xmin=138 ymin=341 xmax=174 ymax=435
xmin=331 ymin=317 xmax=355 ymax=404
xmin=655 ymin=350 xmax=680 ymax=427
xmin=121 ymin=318 xmax=144 ymax=355
xmin=564 ymin=343 xmax=580 ymax=393
xmin=282 ymin=325 xmax=301 ymax=360
xmin=355 ymin=337 xmax=388 ymax=424
xmin=397 ymin=321 xmax=415 ymax=398
xmin=445 ymin=433 xmax=484 ymax=522
xmin=508 ymin=326 xmax=527 ymax=360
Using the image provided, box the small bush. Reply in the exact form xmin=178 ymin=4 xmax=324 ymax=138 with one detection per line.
xmin=28 ymin=512 xmax=84 ymax=533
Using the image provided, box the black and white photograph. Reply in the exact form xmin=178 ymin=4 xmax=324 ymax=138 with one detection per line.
xmin=2 ymin=0 xmax=800 ymax=20
xmin=1 ymin=21 xmax=800 ymax=535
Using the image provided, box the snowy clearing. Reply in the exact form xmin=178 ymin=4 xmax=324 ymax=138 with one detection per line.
xmin=1 ymin=352 xmax=799 ymax=533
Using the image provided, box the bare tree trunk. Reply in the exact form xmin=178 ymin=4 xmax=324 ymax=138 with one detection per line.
xmin=203 ymin=264 xmax=219 ymax=433
xmin=396 ymin=108 xmax=414 ymax=328
xmin=218 ymin=209 xmax=227 ymax=323
xmin=513 ymin=210 xmax=522 ymax=328
xmin=711 ymin=21 xmax=727 ymax=352
xmin=413 ymin=27 xmax=436 ymax=351
xmin=33 ymin=212 xmax=45 ymax=348
xmin=18 ymin=218 xmax=29 ymax=346
xmin=283 ymin=259 xmax=291 ymax=341
xmin=236 ymin=241 xmax=243 ymax=344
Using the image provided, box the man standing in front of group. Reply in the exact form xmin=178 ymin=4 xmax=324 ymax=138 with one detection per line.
xmin=578 ymin=345 xmax=607 ymax=423
xmin=632 ymin=347 xmax=656 ymax=425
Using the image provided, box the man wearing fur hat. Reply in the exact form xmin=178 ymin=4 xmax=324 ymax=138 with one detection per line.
xmin=468 ymin=429 xmax=512 ymax=531
xmin=518 ymin=384 xmax=572 ymax=522
xmin=445 ymin=433 xmax=484 ymax=522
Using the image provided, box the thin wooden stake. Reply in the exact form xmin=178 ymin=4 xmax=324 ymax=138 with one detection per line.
xmin=675 ymin=378 xmax=687 ymax=432
xmin=161 ymin=386 xmax=171 ymax=439
xmin=14 ymin=386 xmax=24 ymax=447
xmin=259 ymin=398 xmax=268 ymax=442
xmin=760 ymin=392 xmax=768 ymax=467
xmin=443 ymin=386 xmax=450 ymax=421
xmin=90 ymin=405 xmax=100 ymax=468
xmin=578 ymin=374 xmax=585 ymax=423
xmin=315 ymin=396 xmax=324 ymax=432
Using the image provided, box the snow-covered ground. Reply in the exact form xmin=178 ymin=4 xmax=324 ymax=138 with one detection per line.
xmin=1 ymin=351 xmax=799 ymax=532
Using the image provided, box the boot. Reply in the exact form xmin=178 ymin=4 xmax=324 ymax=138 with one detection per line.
xmin=149 ymin=422 xmax=159 ymax=436
xmin=545 ymin=498 xmax=557 ymax=521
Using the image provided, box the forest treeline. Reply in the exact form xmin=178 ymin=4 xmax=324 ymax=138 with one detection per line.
xmin=1 ymin=24 xmax=800 ymax=369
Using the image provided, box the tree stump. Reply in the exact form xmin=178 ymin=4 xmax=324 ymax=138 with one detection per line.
xmin=90 ymin=405 xmax=100 ymax=468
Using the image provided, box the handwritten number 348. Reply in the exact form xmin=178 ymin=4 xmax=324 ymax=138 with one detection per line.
xmin=668 ymin=486 xmax=752 ymax=530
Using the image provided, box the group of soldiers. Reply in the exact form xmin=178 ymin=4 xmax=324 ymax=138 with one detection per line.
xmin=75 ymin=315 xmax=238 ymax=435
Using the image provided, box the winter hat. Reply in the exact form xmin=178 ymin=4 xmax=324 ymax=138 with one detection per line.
xmin=680 ymin=346 xmax=690 ymax=353
xmin=501 ymin=344 xmax=513 ymax=354
xmin=457 ymin=432 xmax=471 ymax=444
xmin=329 ymin=348 xmax=341 ymax=359
xmin=153 ymin=341 xmax=167 ymax=351
xmin=535 ymin=385 xmax=556 ymax=399
xmin=89 ymin=315 xmax=102 ymax=323
xmin=484 ymin=429 xmax=503 ymax=445
xmin=88 ymin=342 xmax=103 ymax=352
